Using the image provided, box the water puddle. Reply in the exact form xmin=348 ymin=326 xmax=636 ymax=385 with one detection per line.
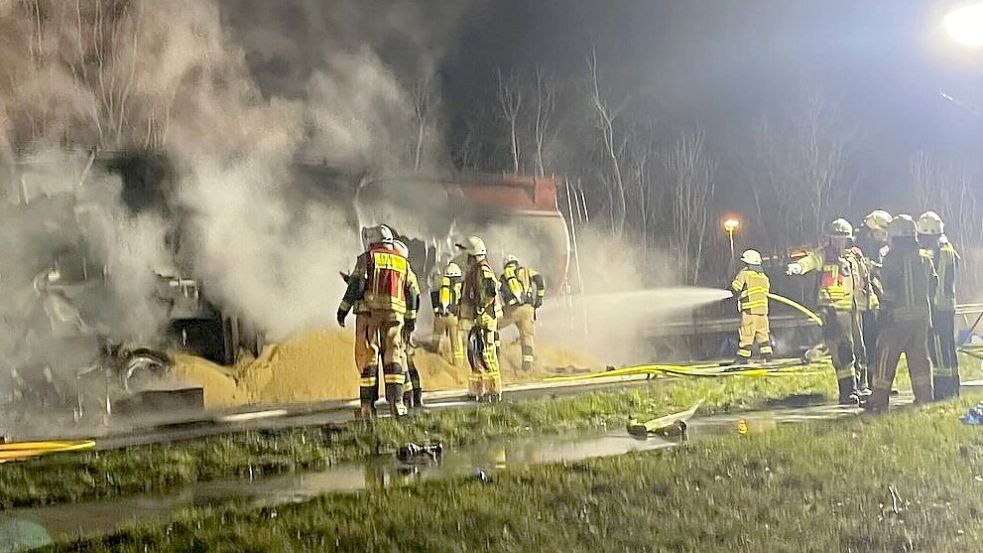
xmin=0 ymin=400 xmax=875 ymax=551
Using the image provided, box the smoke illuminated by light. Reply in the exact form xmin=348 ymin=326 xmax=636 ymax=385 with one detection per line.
xmin=945 ymin=2 xmax=983 ymax=48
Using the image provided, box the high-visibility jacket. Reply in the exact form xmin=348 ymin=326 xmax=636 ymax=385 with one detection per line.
xmin=501 ymin=262 xmax=546 ymax=308
xmin=731 ymin=267 xmax=769 ymax=315
xmin=461 ymin=259 xmax=502 ymax=323
xmin=880 ymin=243 xmax=937 ymax=321
xmin=439 ymin=271 xmax=463 ymax=316
xmin=927 ymin=239 xmax=959 ymax=312
xmin=340 ymin=244 xmax=409 ymax=315
xmin=797 ymin=247 xmax=866 ymax=311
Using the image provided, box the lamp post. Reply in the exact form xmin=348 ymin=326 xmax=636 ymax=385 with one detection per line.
xmin=723 ymin=218 xmax=740 ymax=266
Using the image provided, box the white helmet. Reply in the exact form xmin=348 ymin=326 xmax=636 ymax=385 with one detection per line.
xmin=740 ymin=249 xmax=762 ymax=266
xmin=503 ymin=253 xmax=519 ymax=267
xmin=888 ymin=214 xmax=917 ymax=238
xmin=826 ymin=218 xmax=854 ymax=239
xmin=393 ymin=239 xmax=409 ymax=257
xmin=916 ymin=211 xmax=944 ymax=236
xmin=444 ymin=262 xmax=462 ymax=278
xmin=362 ymin=224 xmax=394 ymax=247
xmin=863 ymin=210 xmax=893 ymax=232
xmin=456 ymin=236 xmax=487 ymax=257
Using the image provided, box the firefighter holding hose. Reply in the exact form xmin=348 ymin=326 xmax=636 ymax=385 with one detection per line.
xmin=457 ymin=236 xmax=503 ymax=401
xmin=499 ymin=254 xmax=546 ymax=372
xmin=730 ymin=249 xmax=772 ymax=364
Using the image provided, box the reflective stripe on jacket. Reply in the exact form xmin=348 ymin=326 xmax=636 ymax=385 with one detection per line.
xmin=731 ymin=267 xmax=770 ymax=315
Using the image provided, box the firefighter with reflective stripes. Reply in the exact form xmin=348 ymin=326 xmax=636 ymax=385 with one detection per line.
xmin=337 ymin=225 xmax=409 ymax=418
xmin=788 ymin=218 xmax=870 ymax=404
xmin=431 ymin=261 xmax=464 ymax=366
xmin=394 ymin=240 xmax=424 ymax=410
xmin=499 ymin=254 xmax=546 ymax=372
xmin=854 ymin=210 xmax=892 ymax=393
xmin=866 ymin=214 xmax=937 ymax=413
xmin=731 ymin=249 xmax=772 ymax=364
xmin=918 ymin=211 xmax=961 ymax=399
xmin=457 ymin=236 xmax=503 ymax=401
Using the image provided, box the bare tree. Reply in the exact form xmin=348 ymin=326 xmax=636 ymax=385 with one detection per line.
xmin=496 ymin=68 xmax=522 ymax=173
xmin=663 ymin=131 xmax=716 ymax=284
xmin=587 ymin=48 xmax=627 ymax=237
xmin=531 ymin=66 xmax=556 ymax=177
xmin=412 ymin=75 xmax=435 ymax=171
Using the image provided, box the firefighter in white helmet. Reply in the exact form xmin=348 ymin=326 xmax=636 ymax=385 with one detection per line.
xmin=787 ymin=218 xmax=872 ymax=404
xmin=499 ymin=253 xmax=546 ymax=372
xmin=393 ymin=239 xmax=423 ymax=410
xmin=338 ymin=224 xmax=409 ymax=418
xmin=853 ymin=210 xmax=892 ymax=393
xmin=918 ymin=210 xmax=961 ymax=399
xmin=457 ymin=236 xmax=503 ymax=401
xmin=730 ymin=249 xmax=772 ymax=364
xmin=866 ymin=214 xmax=937 ymax=412
xmin=430 ymin=257 xmax=464 ymax=367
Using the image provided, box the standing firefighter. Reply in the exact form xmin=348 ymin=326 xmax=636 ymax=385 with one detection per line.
xmin=853 ymin=209 xmax=892 ymax=392
xmin=866 ymin=214 xmax=937 ymax=412
xmin=394 ymin=240 xmax=423 ymax=410
xmin=918 ymin=211 xmax=961 ymax=399
xmin=457 ymin=236 xmax=503 ymax=401
xmin=431 ymin=260 xmax=464 ymax=366
xmin=788 ymin=218 xmax=870 ymax=404
xmin=337 ymin=225 xmax=410 ymax=418
xmin=731 ymin=249 xmax=772 ymax=364
xmin=499 ymin=254 xmax=546 ymax=372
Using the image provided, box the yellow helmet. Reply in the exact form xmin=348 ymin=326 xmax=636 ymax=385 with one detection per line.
xmin=863 ymin=210 xmax=893 ymax=232
xmin=916 ymin=211 xmax=944 ymax=236
xmin=826 ymin=218 xmax=854 ymax=239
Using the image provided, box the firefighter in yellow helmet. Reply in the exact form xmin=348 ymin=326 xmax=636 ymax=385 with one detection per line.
xmin=499 ymin=253 xmax=546 ymax=372
xmin=338 ymin=224 xmax=409 ymax=418
xmin=918 ymin=211 xmax=961 ymax=399
xmin=730 ymin=249 xmax=772 ymax=364
xmin=787 ymin=218 xmax=872 ymax=404
xmin=853 ymin=209 xmax=892 ymax=393
xmin=865 ymin=214 xmax=937 ymax=412
xmin=393 ymin=239 xmax=423 ymax=410
xmin=430 ymin=257 xmax=464 ymax=367
xmin=457 ymin=236 xmax=503 ymax=401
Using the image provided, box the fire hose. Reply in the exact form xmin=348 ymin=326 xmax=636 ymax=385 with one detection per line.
xmin=766 ymin=293 xmax=823 ymax=326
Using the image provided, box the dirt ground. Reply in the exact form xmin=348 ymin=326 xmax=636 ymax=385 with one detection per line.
xmin=171 ymin=329 xmax=603 ymax=408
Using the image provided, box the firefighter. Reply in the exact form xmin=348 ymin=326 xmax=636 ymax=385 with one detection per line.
xmin=787 ymin=218 xmax=870 ymax=404
xmin=918 ymin=211 xmax=961 ymax=399
xmin=431 ymin=259 xmax=464 ymax=366
xmin=865 ymin=214 xmax=937 ymax=413
xmin=731 ymin=249 xmax=772 ymax=364
xmin=457 ymin=236 xmax=503 ymax=401
xmin=499 ymin=254 xmax=546 ymax=372
xmin=394 ymin=239 xmax=423 ymax=410
xmin=853 ymin=209 xmax=892 ymax=393
xmin=337 ymin=225 xmax=410 ymax=418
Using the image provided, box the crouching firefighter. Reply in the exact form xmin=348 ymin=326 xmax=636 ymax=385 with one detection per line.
xmin=918 ymin=211 xmax=961 ymax=400
xmin=458 ymin=236 xmax=503 ymax=401
xmin=393 ymin=240 xmax=424 ymax=410
xmin=788 ymin=218 xmax=870 ymax=404
xmin=866 ymin=214 xmax=937 ymax=413
xmin=499 ymin=254 xmax=546 ymax=372
xmin=337 ymin=225 xmax=410 ymax=418
xmin=731 ymin=249 xmax=772 ymax=364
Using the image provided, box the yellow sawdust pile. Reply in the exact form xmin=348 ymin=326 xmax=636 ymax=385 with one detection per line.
xmin=171 ymin=329 xmax=602 ymax=408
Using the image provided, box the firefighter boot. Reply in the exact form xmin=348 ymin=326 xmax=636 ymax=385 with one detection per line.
xmin=837 ymin=376 xmax=860 ymax=406
xmin=383 ymin=363 xmax=408 ymax=417
xmin=358 ymin=365 xmax=379 ymax=418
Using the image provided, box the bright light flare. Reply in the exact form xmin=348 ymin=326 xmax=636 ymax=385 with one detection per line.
xmin=723 ymin=219 xmax=740 ymax=233
xmin=945 ymin=3 xmax=983 ymax=48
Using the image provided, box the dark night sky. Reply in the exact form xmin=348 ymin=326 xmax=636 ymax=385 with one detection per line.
xmin=440 ymin=0 xmax=983 ymax=210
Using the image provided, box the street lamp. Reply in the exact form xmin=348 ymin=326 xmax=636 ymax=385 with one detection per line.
xmin=945 ymin=2 xmax=983 ymax=48
xmin=723 ymin=218 xmax=740 ymax=264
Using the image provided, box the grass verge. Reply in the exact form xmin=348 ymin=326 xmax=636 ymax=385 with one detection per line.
xmin=53 ymin=397 xmax=983 ymax=553
xmin=1 ymin=368 xmax=834 ymax=509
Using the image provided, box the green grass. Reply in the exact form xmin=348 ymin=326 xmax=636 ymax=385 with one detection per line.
xmin=1 ymin=368 xmax=835 ymax=509
xmin=50 ymin=398 xmax=983 ymax=553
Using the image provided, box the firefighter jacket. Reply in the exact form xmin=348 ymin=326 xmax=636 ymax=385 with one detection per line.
xmin=927 ymin=238 xmax=959 ymax=312
xmin=501 ymin=262 xmax=547 ymax=308
xmin=404 ymin=266 xmax=421 ymax=322
xmin=879 ymin=242 xmax=937 ymax=321
xmin=460 ymin=259 xmax=502 ymax=324
xmin=797 ymin=247 xmax=867 ymax=311
xmin=854 ymin=233 xmax=887 ymax=312
xmin=439 ymin=269 xmax=463 ymax=316
xmin=731 ymin=267 xmax=769 ymax=316
xmin=340 ymin=244 xmax=409 ymax=315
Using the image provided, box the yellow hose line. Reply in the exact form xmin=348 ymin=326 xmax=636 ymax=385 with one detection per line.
xmin=767 ymin=293 xmax=823 ymax=326
xmin=0 ymin=440 xmax=95 ymax=462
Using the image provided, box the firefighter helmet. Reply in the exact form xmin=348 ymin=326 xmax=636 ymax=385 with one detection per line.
xmin=826 ymin=218 xmax=854 ymax=238
xmin=740 ymin=249 xmax=762 ymax=266
xmin=888 ymin=214 xmax=917 ymax=238
xmin=863 ymin=210 xmax=893 ymax=232
xmin=503 ymin=253 xmax=519 ymax=267
xmin=444 ymin=262 xmax=462 ymax=278
xmin=393 ymin=239 xmax=409 ymax=257
xmin=456 ymin=236 xmax=487 ymax=257
xmin=362 ymin=225 xmax=394 ymax=247
xmin=916 ymin=211 xmax=944 ymax=236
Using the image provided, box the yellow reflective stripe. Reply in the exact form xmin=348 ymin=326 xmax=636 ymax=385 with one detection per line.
xmin=383 ymin=374 xmax=405 ymax=384
xmin=359 ymin=378 xmax=377 ymax=386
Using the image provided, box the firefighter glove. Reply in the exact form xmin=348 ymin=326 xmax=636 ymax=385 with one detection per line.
xmin=786 ymin=263 xmax=803 ymax=276
xmin=336 ymin=308 xmax=348 ymax=328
